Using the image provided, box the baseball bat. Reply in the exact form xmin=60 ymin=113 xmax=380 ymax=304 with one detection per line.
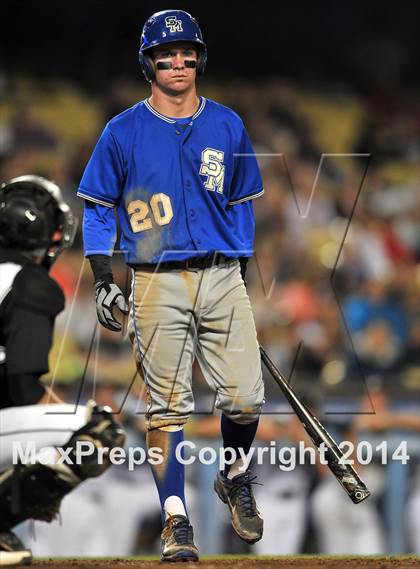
xmin=259 ymin=345 xmax=370 ymax=504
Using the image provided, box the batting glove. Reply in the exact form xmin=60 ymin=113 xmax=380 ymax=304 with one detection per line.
xmin=94 ymin=279 xmax=129 ymax=332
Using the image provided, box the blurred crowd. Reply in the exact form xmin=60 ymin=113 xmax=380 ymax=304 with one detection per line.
xmin=0 ymin=76 xmax=419 ymax=555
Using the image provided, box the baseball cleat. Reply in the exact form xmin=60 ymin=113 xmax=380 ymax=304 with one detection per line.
xmin=0 ymin=531 xmax=32 ymax=566
xmin=214 ymin=470 xmax=263 ymax=544
xmin=161 ymin=515 xmax=199 ymax=562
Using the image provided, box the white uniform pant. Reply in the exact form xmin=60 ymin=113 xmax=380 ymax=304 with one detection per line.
xmin=129 ymin=261 xmax=264 ymax=430
xmin=0 ymin=404 xmax=87 ymax=470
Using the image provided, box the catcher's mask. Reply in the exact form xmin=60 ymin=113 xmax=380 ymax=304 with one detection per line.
xmin=0 ymin=175 xmax=77 ymax=263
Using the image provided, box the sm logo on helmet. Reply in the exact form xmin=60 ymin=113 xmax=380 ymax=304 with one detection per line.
xmin=165 ymin=16 xmax=183 ymax=33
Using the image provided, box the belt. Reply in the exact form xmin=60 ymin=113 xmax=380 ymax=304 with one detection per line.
xmin=131 ymin=254 xmax=233 ymax=271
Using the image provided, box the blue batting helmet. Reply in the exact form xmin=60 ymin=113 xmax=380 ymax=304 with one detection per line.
xmin=139 ymin=10 xmax=207 ymax=82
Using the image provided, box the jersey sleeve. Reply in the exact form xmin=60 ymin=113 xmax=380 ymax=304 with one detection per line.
xmin=83 ymin=201 xmax=117 ymax=257
xmin=228 ymin=125 xmax=264 ymax=206
xmin=77 ymin=124 xmax=125 ymax=207
xmin=3 ymin=372 xmax=46 ymax=407
xmin=6 ymin=266 xmax=63 ymax=377
xmin=230 ymin=201 xmax=255 ymax=255
xmin=6 ymin=306 xmax=54 ymax=376
xmin=12 ymin=265 xmax=65 ymax=317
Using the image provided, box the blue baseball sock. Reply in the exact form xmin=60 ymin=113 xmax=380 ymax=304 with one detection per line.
xmin=221 ymin=414 xmax=259 ymax=477
xmin=146 ymin=427 xmax=187 ymax=520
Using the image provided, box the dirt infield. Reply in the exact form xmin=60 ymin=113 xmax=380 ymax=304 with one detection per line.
xmin=30 ymin=557 xmax=420 ymax=569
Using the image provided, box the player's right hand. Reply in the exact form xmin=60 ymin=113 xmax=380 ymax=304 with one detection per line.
xmin=94 ymin=279 xmax=129 ymax=332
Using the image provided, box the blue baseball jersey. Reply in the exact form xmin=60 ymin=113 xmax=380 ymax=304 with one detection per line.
xmin=78 ymin=97 xmax=263 ymax=264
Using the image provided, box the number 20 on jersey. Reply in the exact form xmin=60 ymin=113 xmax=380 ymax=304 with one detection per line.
xmin=127 ymin=193 xmax=173 ymax=233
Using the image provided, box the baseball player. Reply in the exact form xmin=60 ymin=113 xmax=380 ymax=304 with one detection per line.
xmin=0 ymin=176 xmax=125 ymax=566
xmin=79 ymin=10 xmax=265 ymax=561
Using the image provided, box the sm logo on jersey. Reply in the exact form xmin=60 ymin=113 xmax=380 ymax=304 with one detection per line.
xmin=165 ymin=16 xmax=183 ymax=32
xmin=199 ymin=148 xmax=225 ymax=194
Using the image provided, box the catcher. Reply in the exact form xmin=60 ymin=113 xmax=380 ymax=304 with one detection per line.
xmin=0 ymin=175 xmax=125 ymax=566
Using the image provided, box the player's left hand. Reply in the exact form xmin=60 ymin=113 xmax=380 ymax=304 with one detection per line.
xmin=94 ymin=279 xmax=129 ymax=331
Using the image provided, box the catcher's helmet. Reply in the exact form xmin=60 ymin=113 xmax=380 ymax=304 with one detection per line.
xmin=139 ymin=10 xmax=207 ymax=82
xmin=0 ymin=175 xmax=77 ymax=262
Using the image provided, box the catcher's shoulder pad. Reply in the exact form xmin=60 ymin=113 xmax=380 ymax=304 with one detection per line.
xmin=11 ymin=265 xmax=65 ymax=316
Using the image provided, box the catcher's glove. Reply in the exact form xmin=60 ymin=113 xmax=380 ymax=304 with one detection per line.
xmin=95 ymin=278 xmax=129 ymax=332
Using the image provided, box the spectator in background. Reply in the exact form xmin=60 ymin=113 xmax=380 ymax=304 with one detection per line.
xmin=407 ymin=465 xmax=420 ymax=554
xmin=312 ymin=382 xmax=420 ymax=554
xmin=402 ymin=321 xmax=420 ymax=370
xmin=352 ymin=320 xmax=404 ymax=376
xmin=344 ymin=278 xmax=408 ymax=342
xmin=310 ymin=389 xmax=387 ymax=555
xmin=10 ymin=104 xmax=58 ymax=150
xmin=253 ymin=416 xmax=311 ymax=555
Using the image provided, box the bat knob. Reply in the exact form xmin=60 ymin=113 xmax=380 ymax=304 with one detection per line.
xmin=352 ymin=487 xmax=371 ymax=504
xmin=341 ymin=474 xmax=371 ymax=504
